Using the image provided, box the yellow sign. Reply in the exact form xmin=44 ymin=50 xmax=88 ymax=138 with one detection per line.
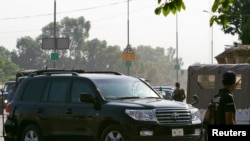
xmin=122 ymin=44 xmax=135 ymax=61
xmin=122 ymin=54 xmax=135 ymax=61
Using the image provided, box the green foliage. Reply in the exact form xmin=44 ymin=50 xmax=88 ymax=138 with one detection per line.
xmin=155 ymin=0 xmax=233 ymax=28
xmin=155 ymin=0 xmax=185 ymax=16
xmin=12 ymin=36 xmax=44 ymax=70
xmin=0 ymin=46 xmax=11 ymax=59
xmin=210 ymin=0 xmax=234 ymax=28
xmin=129 ymin=46 xmax=184 ymax=85
xmin=2 ymin=16 xmax=187 ymax=87
xmin=0 ymin=52 xmax=21 ymax=83
xmin=40 ymin=16 xmax=91 ymax=69
xmin=155 ymin=0 xmax=250 ymax=46
xmin=221 ymin=0 xmax=250 ymax=44
xmin=241 ymin=20 xmax=250 ymax=44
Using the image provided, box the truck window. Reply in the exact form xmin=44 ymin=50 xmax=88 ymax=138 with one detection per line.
xmin=235 ymin=74 xmax=242 ymax=90
xmin=197 ymin=74 xmax=215 ymax=89
xmin=197 ymin=74 xmax=241 ymax=90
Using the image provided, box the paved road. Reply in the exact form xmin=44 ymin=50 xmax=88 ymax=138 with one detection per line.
xmin=0 ymin=114 xmax=6 ymax=141
xmin=0 ymin=113 xmax=94 ymax=141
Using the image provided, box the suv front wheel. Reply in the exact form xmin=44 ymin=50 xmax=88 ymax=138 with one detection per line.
xmin=20 ymin=124 xmax=43 ymax=141
xmin=100 ymin=124 xmax=126 ymax=141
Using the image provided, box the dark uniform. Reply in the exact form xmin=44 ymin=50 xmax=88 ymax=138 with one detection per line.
xmin=215 ymin=88 xmax=236 ymax=124
xmin=173 ymin=88 xmax=185 ymax=102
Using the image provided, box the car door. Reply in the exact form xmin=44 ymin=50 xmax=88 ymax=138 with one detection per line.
xmin=63 ymin=77 xmax=99 ymax=137
xmin=38 ymin=77 xmax=72 ymax=136
xmin=17 ymin=78 xmax=50 ymax=132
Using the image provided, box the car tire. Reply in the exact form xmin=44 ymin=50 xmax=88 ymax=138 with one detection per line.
xmin=100 ymin=124 xmax=126 ymax=141
xmin=20 ymin=124 xmax=43 ymax=141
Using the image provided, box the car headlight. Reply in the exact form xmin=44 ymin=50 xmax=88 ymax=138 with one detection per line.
xmin=190 ymin=108 xmax=201 ymax=121
xmin=125 ymin=109 xmax=156 ymax=121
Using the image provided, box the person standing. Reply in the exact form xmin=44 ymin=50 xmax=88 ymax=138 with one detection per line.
xmin=202 ymin=71 xmax=237 ymax=141
xmin=216 ymin=70 xmax=237 ymax=124
xmin=172 ymin=82 xmax=186 ymax=102
xmin=204 ymin=70 xmax=237 ymax=125
xmin=7 ymin=84 xmax=17 ymax=103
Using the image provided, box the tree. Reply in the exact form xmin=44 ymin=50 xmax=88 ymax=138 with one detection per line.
xmin=222 ymin=0 xmax=250 ymax=44
xmin=7 ymin=16 xmax=187 ymax=86
xmin=131 ymin=45 xmax=183 ymax=85
xmin=40 ymin=16 xmax=91 ymax=69
xmin=155 ymin=0 xmax=250 ymax=45
xmin=0 ymin=47 xmax=20 ymax=82
xmin=60 ymin=16 xmax=90 ymax=68
xmin=241 ymin=20 xmax=250 ymax=44
xmin=13 ymin=36 xmax=44 ymax=69
xmin=0 ymin=46 xmax=11 ymax=59
xmin=83 ymin=39 xmax=122 ymax=71
xmin=155 ymin=0 xmax=234 ymax=27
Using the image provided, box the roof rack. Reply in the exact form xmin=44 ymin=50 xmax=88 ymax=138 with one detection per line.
xmin=16 ymin=69 xmax=85 ymax=80
xmin=84 ymin=71 xmax=123 ymax=75
xmin=15 ymin=69 xmax=123 ymax=80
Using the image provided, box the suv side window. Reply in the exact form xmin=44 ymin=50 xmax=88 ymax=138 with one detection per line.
xmin=48 ymin=78 xmax=71 ymax=102
xmin=22 ymin=78 xmax=47 ymax=101
xmin=71 ymin=78 xmax=95 ymax=102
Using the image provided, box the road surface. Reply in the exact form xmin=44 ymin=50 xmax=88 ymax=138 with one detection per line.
xmin=0 ymin=113 xmax=6 ymax=141
xmin=0 ymin=112 xmax=95 ymax=141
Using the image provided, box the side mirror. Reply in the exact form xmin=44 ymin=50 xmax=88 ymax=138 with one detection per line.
xmin=191 ymin=95 xmax=199 ymax=105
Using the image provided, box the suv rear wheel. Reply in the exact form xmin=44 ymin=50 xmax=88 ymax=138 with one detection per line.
xmin=100 ymin=124 xmax=125 ymax=141
xmin=20 ymin=124 xmax=43 ymax=141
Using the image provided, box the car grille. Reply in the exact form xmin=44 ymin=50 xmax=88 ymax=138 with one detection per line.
xmin=155 ymin=108 xmax=191 ymax=124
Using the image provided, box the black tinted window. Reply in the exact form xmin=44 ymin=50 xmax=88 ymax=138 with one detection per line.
xmin=22 ymin=79 xmax=47 ymax=101
xmin=48 ymin=78 xmax=71 ymax=102
xmin=71 ymin=79 xmax=95 ymax=102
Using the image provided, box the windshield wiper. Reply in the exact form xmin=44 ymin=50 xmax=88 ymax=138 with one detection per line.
xmin=115 ymin=96 xmax=140 ymax=100
xmin=143 ymin=97 xmax=160 ymax=99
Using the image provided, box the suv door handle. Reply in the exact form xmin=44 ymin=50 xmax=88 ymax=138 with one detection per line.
xmin=65 ymin=108 xmax=72 ymax=114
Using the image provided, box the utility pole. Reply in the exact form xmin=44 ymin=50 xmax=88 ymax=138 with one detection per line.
xmin=53 ymin=0 xmax=57 ymax=68
xmin=127 ymin=0 xmax=130 ymax=75
xmin=176 ymin=13 xmax=179 ymax=82
xmin=203 ymin=10 xmax=214 ymax=64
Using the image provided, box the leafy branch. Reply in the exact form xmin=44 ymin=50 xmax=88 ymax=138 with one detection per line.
xmin=155 ymin=0 xmax=234 ymax=28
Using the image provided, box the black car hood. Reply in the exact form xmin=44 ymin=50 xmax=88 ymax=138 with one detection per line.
xmin=106 ymin=98 xmax=189 ymax=109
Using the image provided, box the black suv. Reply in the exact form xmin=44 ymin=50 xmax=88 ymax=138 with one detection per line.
xmin=4 ymin=69 xmax=202 ymax=141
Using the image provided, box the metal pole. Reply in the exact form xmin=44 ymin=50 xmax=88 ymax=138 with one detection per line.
xmin=176 ymin=13 xmax=179 ymax=82
xmin=203 ymin=10 xmax=214 ymax=64
xmin=210 ymin=0 xmax=213 ymax=64
xmin=127 ymin=0 xmax=130 ymax=75
xmin=53 ymin=0 xmax=57 ymax=68
xmin=127 ymin=0 xmax=130 ymax=45
xmin=211 ymin=24 xmax=213 ymax=64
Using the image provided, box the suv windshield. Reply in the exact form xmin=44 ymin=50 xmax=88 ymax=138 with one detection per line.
xmin=93 ymin=77 xmax=159 ymax=100
xmin=3 ymin=81 xmax=16 ymax=93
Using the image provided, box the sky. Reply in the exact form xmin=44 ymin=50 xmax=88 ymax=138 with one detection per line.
xmin=0 ymin=0 xmax=239 ymax=69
